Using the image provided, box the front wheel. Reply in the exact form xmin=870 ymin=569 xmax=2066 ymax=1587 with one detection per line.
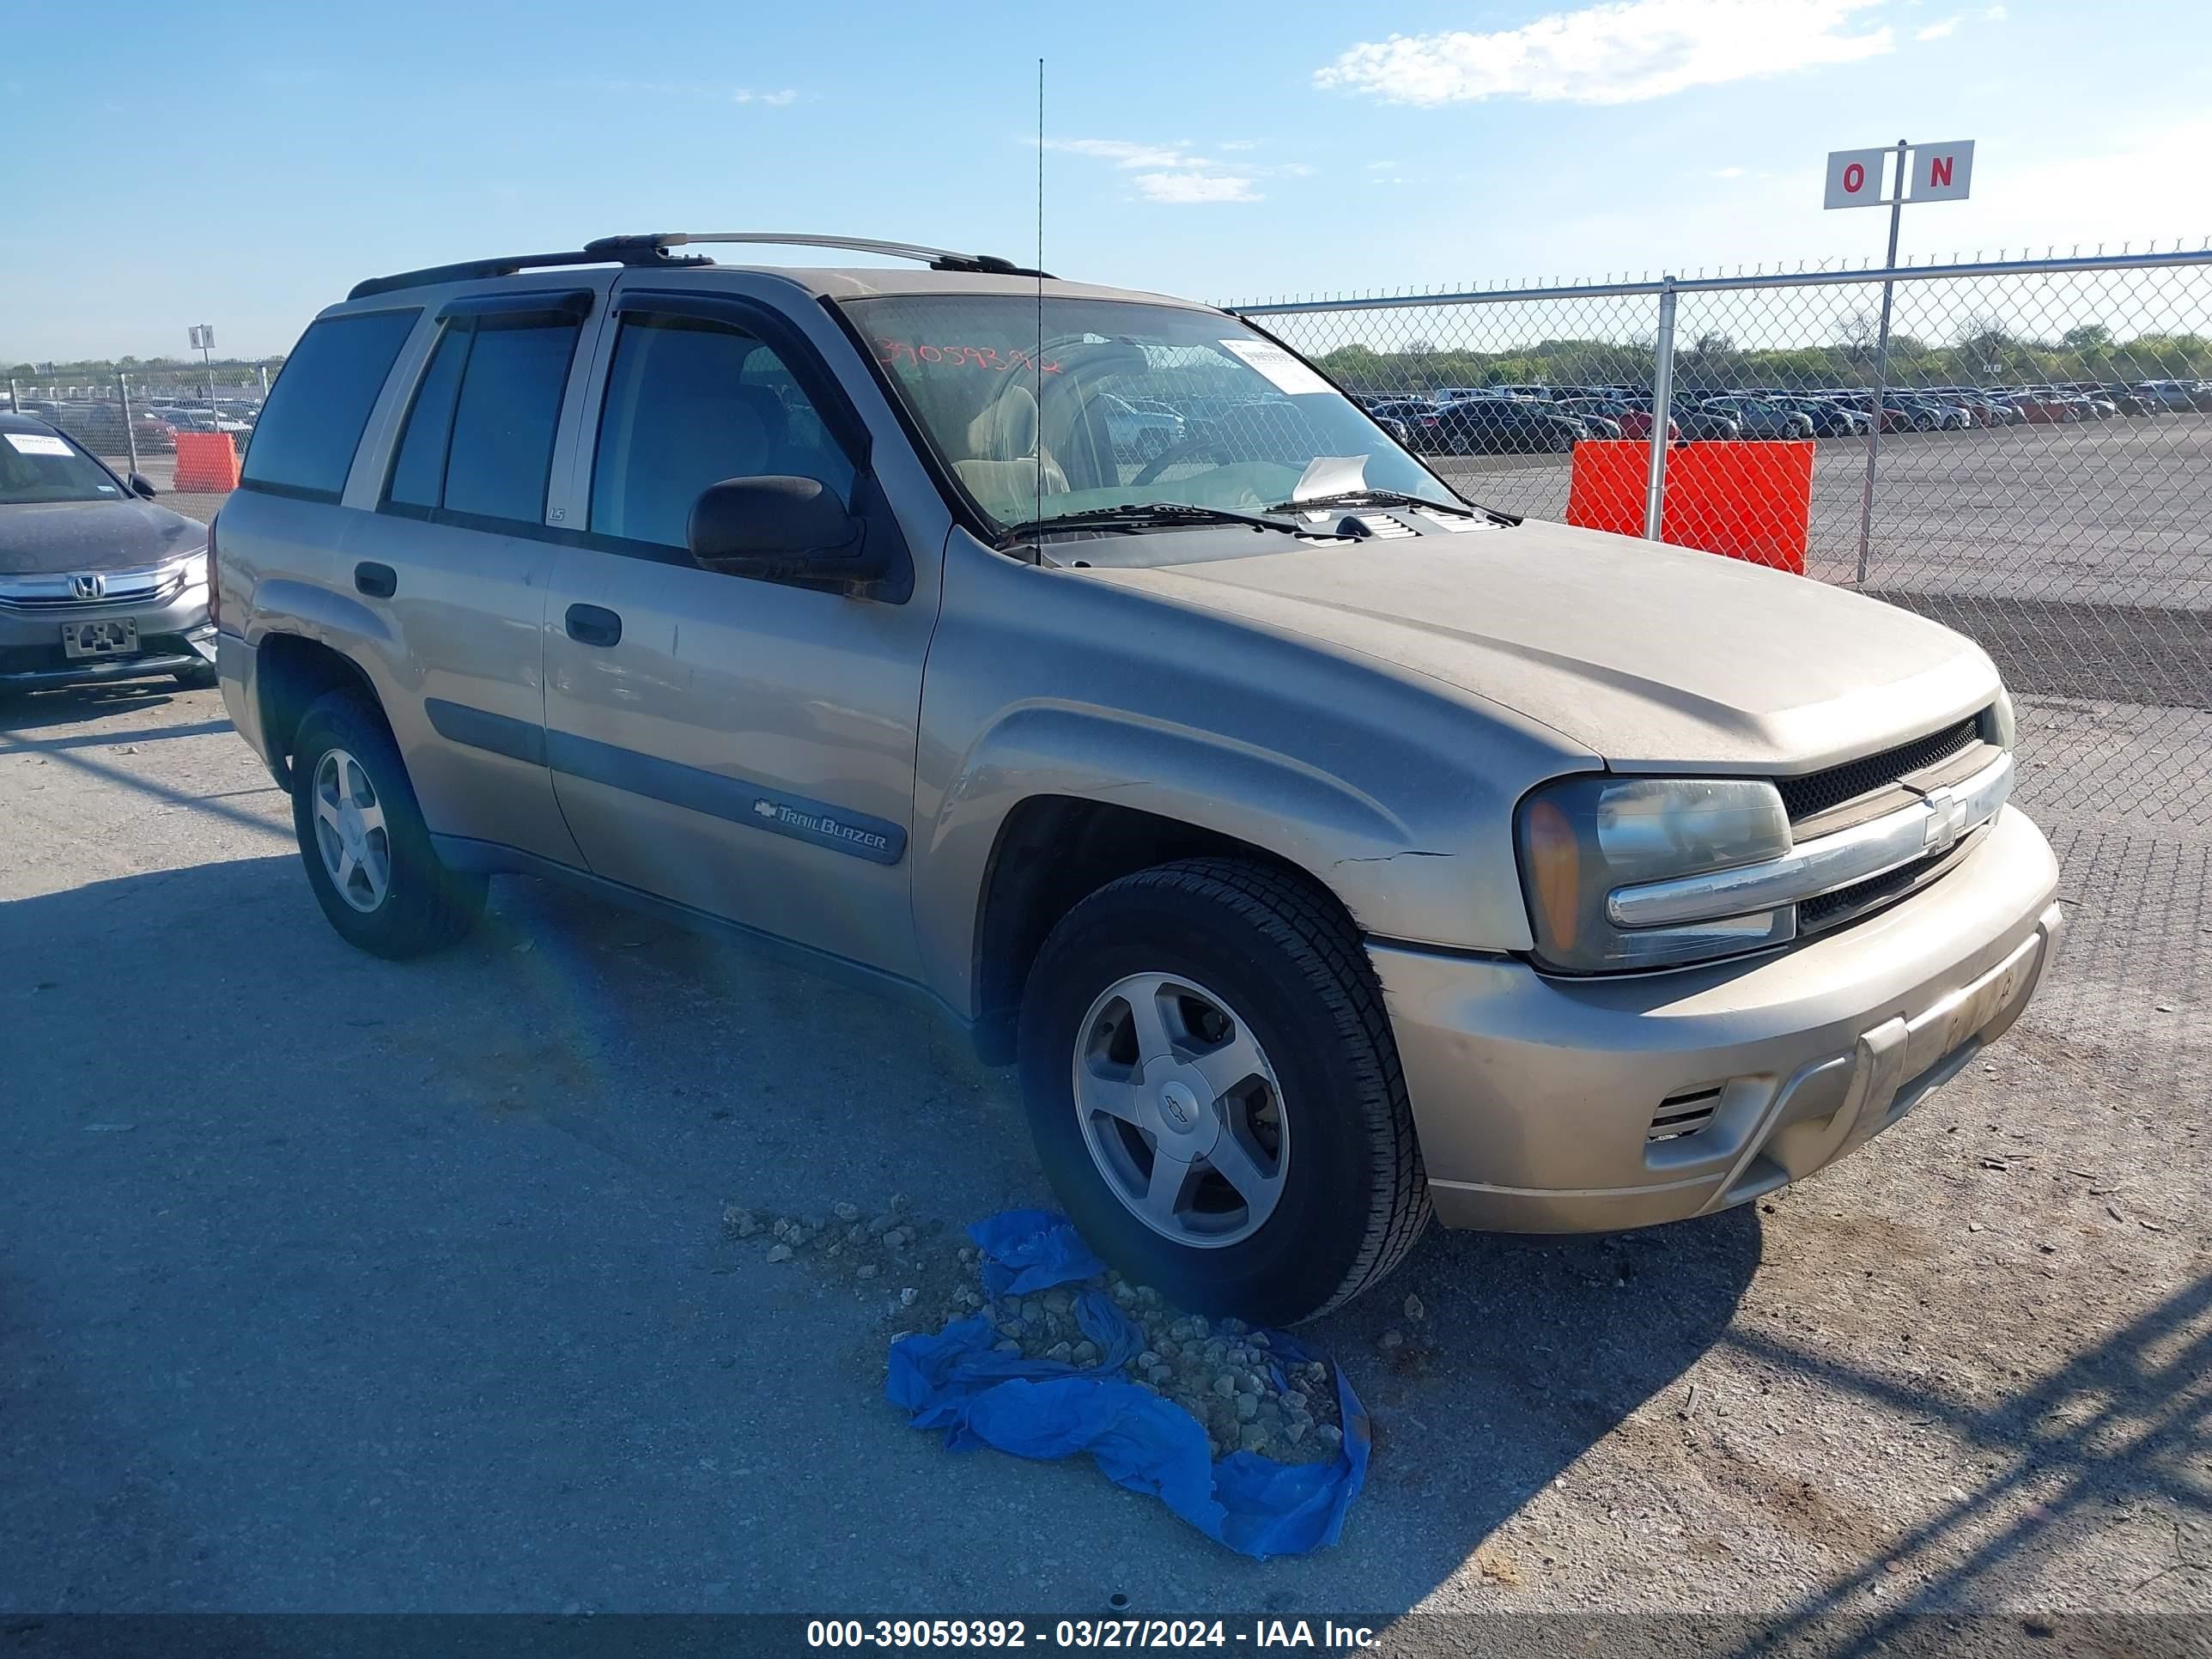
xmin=289 ymin=691 xmax=486 ymax=959
xmin=1018 ymin=859 xmax=1430 ymax=1325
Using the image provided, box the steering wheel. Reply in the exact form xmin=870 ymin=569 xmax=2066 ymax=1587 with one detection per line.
xmin=1132 ymin=432 xmax=1237 ymax=487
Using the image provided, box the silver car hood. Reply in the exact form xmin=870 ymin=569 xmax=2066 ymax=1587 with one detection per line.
xmin=1086 ymin=519 xmax=2001 ymax=772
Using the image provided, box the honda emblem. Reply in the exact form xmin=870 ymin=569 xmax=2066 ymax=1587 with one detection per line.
xmin=70 ymin=574 xmax=105 ymax=601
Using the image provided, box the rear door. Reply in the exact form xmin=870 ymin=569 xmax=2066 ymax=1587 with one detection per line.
xmin=538 ymin=278 xmax=947 ymax=979
xmin=344 ymin=283 xmax=611 ymax=866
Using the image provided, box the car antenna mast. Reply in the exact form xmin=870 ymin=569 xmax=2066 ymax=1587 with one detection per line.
xmin=1035 ymin=57 xmax=1047 ymax=541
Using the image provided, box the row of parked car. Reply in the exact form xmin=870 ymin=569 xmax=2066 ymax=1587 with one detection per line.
xmin=6 ymin=395 xmax=259 ymax=458
xmin=1347 ymin=376 xmax=2209 ymax=456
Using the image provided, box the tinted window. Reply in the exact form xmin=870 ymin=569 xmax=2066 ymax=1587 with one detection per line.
xmin=442 ymin=321 xmax=580 ymax=524
xmin=590 ymin=315 xmax=855 ymax=550
xmin=386 ymin=325 xmax=470 ymax=510
xmin=241 ymin=309 xmax=418 ymax=498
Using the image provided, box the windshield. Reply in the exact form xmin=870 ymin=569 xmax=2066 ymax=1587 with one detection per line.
xmin=0 ymin=428 xmax=126 ymax=506
xmin=842 ymin=295 xmax=1461 ymax=532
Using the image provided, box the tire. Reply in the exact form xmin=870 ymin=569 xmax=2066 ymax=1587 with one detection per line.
xmin=1017 ymin=858 xmax=1430 ymax=1325
xmin=289 ymin=690 xmax=486 ymax=959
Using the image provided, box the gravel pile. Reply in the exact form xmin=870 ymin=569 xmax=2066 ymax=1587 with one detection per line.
xmin=721 ymin=1200 xmax=1345 ymax=1464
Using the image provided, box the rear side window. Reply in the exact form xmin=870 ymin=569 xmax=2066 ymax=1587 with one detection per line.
xmin=240 ymin=309 xmax=419 ymax=500
xmin=386 ymin=326 xmax=469 ymax=510
xmin=383 ymin=311 xmax=584 ymax=527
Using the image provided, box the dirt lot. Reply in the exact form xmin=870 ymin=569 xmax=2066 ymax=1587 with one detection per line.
xmin=1 ymin=677 xmax=2204 ymax=1631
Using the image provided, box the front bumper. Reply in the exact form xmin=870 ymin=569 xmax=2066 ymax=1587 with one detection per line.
xmin=0 ymin=580 xmax=213 ymax=689
xmin=1370 ymin=805 xmax=2062 ymax=1232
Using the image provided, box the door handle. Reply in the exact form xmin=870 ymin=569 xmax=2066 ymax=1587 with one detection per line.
xmin=354 ymin=562 xmax=397 ymax=599
xmin=565 ymin=603 xmax=623 ymax=648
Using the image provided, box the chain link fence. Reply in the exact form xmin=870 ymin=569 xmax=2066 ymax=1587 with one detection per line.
xmin=1234 ymin=247 xmax=2211 ymax=1062
xmin=5 ymin=360 xmax=276 ymax=482
xmin=1231 ymin=251 xmax=2212 ymax=808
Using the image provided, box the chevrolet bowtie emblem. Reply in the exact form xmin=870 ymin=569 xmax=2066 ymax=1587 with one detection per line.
xmin=1921 ymin=785 xmax=1969 ymax=854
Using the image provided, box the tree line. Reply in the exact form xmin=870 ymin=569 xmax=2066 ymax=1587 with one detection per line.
xmin=1304 ymin=313 xmax=2212 ymax=394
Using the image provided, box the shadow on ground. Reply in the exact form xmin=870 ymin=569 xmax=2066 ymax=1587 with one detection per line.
xmin=0 ymin=679 xmax=198 ymax=733
xmin=2 ymin=852 xmax=1758 ymax=1610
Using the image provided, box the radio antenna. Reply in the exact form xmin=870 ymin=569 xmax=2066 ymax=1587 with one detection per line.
xmin=1035 ymin=56 xmax=1046 ymax=538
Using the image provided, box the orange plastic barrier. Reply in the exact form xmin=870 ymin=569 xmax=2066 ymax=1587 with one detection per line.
xmin=1564 ymin=440 xmax=1812 ymax=575
xmin=172 ymin=431 xmax=241 ymax=493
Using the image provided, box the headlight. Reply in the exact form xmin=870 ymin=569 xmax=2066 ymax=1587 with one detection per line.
xmin=1516 ymin=775 xmax=1796 ymax=973
xmin=1982 ymin=689 xmax=2016 ymax=750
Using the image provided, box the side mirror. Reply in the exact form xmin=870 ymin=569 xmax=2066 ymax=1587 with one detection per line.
xmin=128 ymin=472 xmax=159 ymax=500
xmin=685 ymin=476 xmax=884 ymax=584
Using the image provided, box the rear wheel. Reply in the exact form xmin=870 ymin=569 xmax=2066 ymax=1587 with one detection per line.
xmin=1018 ymin=859 xmax=1430 ymax=1325
xmin=289 ymin=691 xmax=485 ymax=958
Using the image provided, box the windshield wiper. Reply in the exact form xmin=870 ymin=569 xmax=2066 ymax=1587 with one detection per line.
xmin=996 ymin=501 xmax=1300 ymax=544
xmin=1267 ymin=488 xmax=1482 ymax=518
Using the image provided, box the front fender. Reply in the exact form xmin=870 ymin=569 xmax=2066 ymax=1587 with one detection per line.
xmin=913 ymin=697 xmax=1562 ymax=1018
xmin=907 ymin=532 xmax=1602 ymax=1019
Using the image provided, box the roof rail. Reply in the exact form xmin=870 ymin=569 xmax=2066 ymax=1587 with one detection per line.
xmin=583 ymin=232 xmax=1050 ymax=279
xmin=346 ymin=233 xmax=1050 ymax=303
xmin=348 ymin=243 xmax=711 ymax=301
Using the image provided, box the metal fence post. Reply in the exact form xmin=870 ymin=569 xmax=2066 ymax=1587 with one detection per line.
xmin=1644 ymin=277 xmax=1679 ymax=540
xmin=258 ymin=364 xmax=269 ymax=398
xmin=1854 ymin=141 xmax=1910 ymax=585
xmin=5 ymin=377 xmax=15 ymax=414
xmin=117 ymin=372 xmax=141 ymax=475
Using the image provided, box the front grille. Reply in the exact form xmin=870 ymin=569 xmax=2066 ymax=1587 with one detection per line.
xmin=1798 ymin=835 xmax=1979 ymax=933
xmin=0 ymin=570 xmax=188 ymax=611
xmin=1777 ymin=715 xmax=1981 ymax=824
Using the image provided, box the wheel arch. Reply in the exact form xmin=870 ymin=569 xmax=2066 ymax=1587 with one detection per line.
xmin=966 ymin=794 xmax=1352 ymax=1066
xmin=254 ymin=632 xmax=384 ymax=789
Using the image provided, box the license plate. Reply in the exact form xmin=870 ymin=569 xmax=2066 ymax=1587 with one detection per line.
xmin=62 ymin=617 xmax=139 ymax=659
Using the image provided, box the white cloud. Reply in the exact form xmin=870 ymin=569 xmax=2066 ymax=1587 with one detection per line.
xmin=1982 ymin=4 xmax=2008 ymax=17
xmin=1046 ymin=137 xmax=1211 ymax=169
xmin=1315 ymin=0 xmax=1894 ymax=106
xmin=1915 ymin=16 xmax=1959 ymax=38
xmin=1045 ymin=136 xmax=1285 ymax=204
xmin=1133 ymin=172 xmax=1262 ymax=204
xmin=1364 ymin=159 xmax=1401 ymax=172
xmin=1711 ymin=165 xmax=1748 ymax=178
xmin=733 ymin=88 xmax=800 ymax=106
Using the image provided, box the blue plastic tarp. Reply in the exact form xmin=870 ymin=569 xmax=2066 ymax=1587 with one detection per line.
xmin=885 ymin=1211 xmax=1369 ymax=1560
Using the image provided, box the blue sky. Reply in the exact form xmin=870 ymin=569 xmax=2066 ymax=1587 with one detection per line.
xmin=7 ymin=0 xmax=2209 ymax=361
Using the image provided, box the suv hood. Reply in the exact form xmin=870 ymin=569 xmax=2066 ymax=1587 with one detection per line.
xmin=0 ymin=498 xmax=207 ymax=576
xmin=1085 ymin=519 xmax=2000 ymax=772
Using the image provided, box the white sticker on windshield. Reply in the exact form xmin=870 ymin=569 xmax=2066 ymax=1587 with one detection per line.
xmin=1290 ymin=455 xmax=1371 ymax=502
xmin=5 ymin=432 xmax=72 ymax=457
xmin=1218 ymin=338 xmax=1334 ymax=398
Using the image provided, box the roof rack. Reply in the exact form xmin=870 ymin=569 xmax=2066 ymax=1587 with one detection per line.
xmin=347 ymin=232 xmax=1048 ymax=301
xmin=583 ymin=233 xmax=1048 ymax=278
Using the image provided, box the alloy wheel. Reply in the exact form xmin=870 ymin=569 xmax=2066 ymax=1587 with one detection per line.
xmin=1071 ymin=971 xmax=1289 ymax=1249
xmin=312 ymin=747 xmax=391 ymax=914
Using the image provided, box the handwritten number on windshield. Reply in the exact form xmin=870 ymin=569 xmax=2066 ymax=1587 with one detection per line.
xmin=877 ymin=339 xmax=1061 ymax=374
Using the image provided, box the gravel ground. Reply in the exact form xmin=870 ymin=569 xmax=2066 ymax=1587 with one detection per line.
xmin=1 ymin=679 xmax=2205 ymax=1626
